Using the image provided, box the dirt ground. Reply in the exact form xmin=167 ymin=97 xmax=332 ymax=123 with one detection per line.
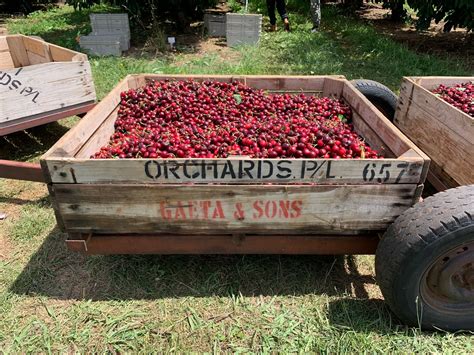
xmin=356 ymin=3 xmax=474 ymax=70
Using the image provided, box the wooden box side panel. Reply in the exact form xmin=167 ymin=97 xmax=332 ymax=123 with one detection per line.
xmin=44 ymin=157 xmax=425 ymax=185
xmin=0 ymin=36 xmax=14 ymax=69
xmin=405 ymin=76 xmax=473 ymax=143
xmin=45 ymin=75 xmax=426 ymax=185
xmin=142 ymin=74 xmax=335 ymax=95
xmin=41 ymin=76 xmax=131 ymax=159
xmin=0 ymin=61 xmax=96 ymax=124
xmin=412 ymin=76 xmax=474 ymax=91
xmin=4 ymin=35 xmax=29 ymax=68
xmin=395 ymin=77 xmax=474 ymax=186
xmin=54 ymin=183 xmax=420 ymax=235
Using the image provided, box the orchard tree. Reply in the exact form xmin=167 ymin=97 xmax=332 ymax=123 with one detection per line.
xmin=375 ymin=0 xmax=473 ymax=31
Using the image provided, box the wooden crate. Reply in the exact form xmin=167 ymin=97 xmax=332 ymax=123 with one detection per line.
xmin=394 ymin=77 xmax=473 ymax=190
xmin=41 ymin=75 xmax=429 ymax=238
xmin=0 ymin=35 xmax=96 ymax=134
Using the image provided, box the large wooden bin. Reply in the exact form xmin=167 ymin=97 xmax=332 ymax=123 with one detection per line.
xmin=394 ymin=76 xmax=473 ymax=190
xmin=41 ymin=75 xmax=429 ymax=254
xmin=0 ymin=35 xmax=96 ymax=135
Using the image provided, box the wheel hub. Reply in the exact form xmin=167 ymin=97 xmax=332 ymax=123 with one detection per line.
xmin=422 ymin=241 xmax=474 ymax=308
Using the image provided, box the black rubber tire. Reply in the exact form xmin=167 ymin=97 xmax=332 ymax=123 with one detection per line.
xmin=375 ymin=185 xmax=474 ymax=331
xmin=351 ymin=79 xmax=398 ymax=121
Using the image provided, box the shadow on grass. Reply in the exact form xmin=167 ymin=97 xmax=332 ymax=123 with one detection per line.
xmin=10 ymin=227 xmax=379 ymax=303
xmin=327 ymin=298 xmax=396 ymax=332
xmin=0 ymin=121 xmax=71 ymax=161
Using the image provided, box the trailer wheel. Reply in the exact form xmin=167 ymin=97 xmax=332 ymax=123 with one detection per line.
xmin=376 ymin=185 xmax=474 ymax=331
xmin=351 ymin=79 xmax=397 ymax=121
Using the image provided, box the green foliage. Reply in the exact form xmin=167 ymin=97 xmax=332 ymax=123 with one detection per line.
xmin=66 ymin=0 xmax=218 ymax=26
xmin=3 ymin=0 xmax=57 ymax=14
xmin=372 ymin=0 xmax=474 ymax=31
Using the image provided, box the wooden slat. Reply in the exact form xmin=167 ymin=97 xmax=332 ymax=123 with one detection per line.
xmin=54 ymin=183 xmax=419 ymax=235
xmin=0 ymin=102 xmax=96 ymax=136
xmin=0 ymin=36 xmax=8 ymax=52
xmin=75 ymin=107 xmax=118 ymax=158
xmin=395 ymin=77 xmax=473 ymax=186
xmin=343 ymin=82 xmax=411 ymax=155
xmin=42 ymin=76 xmax=129 ymax=159
xmin=0 ymin=51 xmax=14 ymax=69
xmin=26 ymin=50 xmax=49 ymax=65
xmin=45 ymin=157 xmax=425 ymax=184
xmin=0 ymin=61 xmax=96 ymax=124
xmin=66 ymin=233 xmax=380 ymax=255
xmin=352 ymin=111 xmax=394 ymax=157
xmin=23 ymin=36 xmax=51 ymax=58
xmin=5 ymin=35 xmax=29 ymax=67
xmin=406 ymin=77 xmax=473 ymax=144
xmin=414 ymin=76 xmax=474 ymax=91
xmin=144 ymin=74 xmax=246 ymax=85
xmin=49 ymin=43 xmax=86 ymax=62
xmin=322 ymin=77 xmax=345 ymax=98
xmin=244 ymin=75 xmax=327 ymax=91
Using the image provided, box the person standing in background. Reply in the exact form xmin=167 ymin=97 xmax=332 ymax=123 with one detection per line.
xmin=266 ymin=0 xmax=290 ymax=32
xmin=310 ymin=0 xmax=321 ymax=32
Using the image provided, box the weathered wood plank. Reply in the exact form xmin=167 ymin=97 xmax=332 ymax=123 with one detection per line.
xmin=352 ymin=110 xmax=395 ymax=157
xmin=5 ymin=36 xmax=29 ymax=67
xmin=49 ymin=43 xmax=86 ymax=62
xmin=0 ymin=51 xmax=14 ymax=69
xmin=26 ymin=50 xmax=49 ymax=65
xmin=414 ymin=76 xmax=474 ymax=91
xmin=0 ymin=61 xmax=96 ymax=124
xmin=45 ymin=157 xmax=425 ymax=184
xmin=395 ymin=77 xmax=473 ymax=186
xmin=0 ymin=102 xmax=96 ymax=136
xmin=322 ymin=77 xmax=345 ymax=98
xmin=244 ymin=76 xmax=326 ymax=91
xmin=0 ymin=36 xmax=8 ymax=52
xmin=75 ymin=107 xmax=118 ymax=158
xmin=54 ymin=184 xmax=419 ymax=234
xmin=42 ymin=76 xmax=128 ymax=159
xmin=404 ymin=77 xmax=473 ymax=144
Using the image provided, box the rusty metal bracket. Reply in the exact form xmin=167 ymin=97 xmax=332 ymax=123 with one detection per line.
xmin=65 ymin=233 xmax=381 ymax=255
xmin=0 ymin=160 xmax=45 ymax=182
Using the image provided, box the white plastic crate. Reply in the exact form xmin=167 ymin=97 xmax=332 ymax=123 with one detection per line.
xmin=79 ymin=34 xmax=122 ymax=56
xmin=90 ymin=13 xmax=130 ymax=32
xmin=91 ymin=31 xmax=130 ymax=51
xmin=226 ymin=13 xmax=262 ymax=47
xmin=204 ymin=13 xmax=226 ymax=37
xmin=89 ymin=13 xmax=130 ymax=51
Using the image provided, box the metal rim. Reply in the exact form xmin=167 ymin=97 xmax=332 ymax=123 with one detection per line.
xmin=421 ymin=239 xmax=474 ymax=312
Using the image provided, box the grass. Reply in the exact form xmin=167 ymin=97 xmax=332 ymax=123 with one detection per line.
xmin=1 ymin=3 xmax=473 ymax=353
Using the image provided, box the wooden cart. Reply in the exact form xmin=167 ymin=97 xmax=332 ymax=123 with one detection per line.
xmin=40 ymin=74 xmax=429 ymax=254
xmin=2 ymin=75 xmax=473 ymax=331
xmin=0 ymin=35 xmax=96 ymax=182
xmin=394 ymin=76 xmax=473 ymax=190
